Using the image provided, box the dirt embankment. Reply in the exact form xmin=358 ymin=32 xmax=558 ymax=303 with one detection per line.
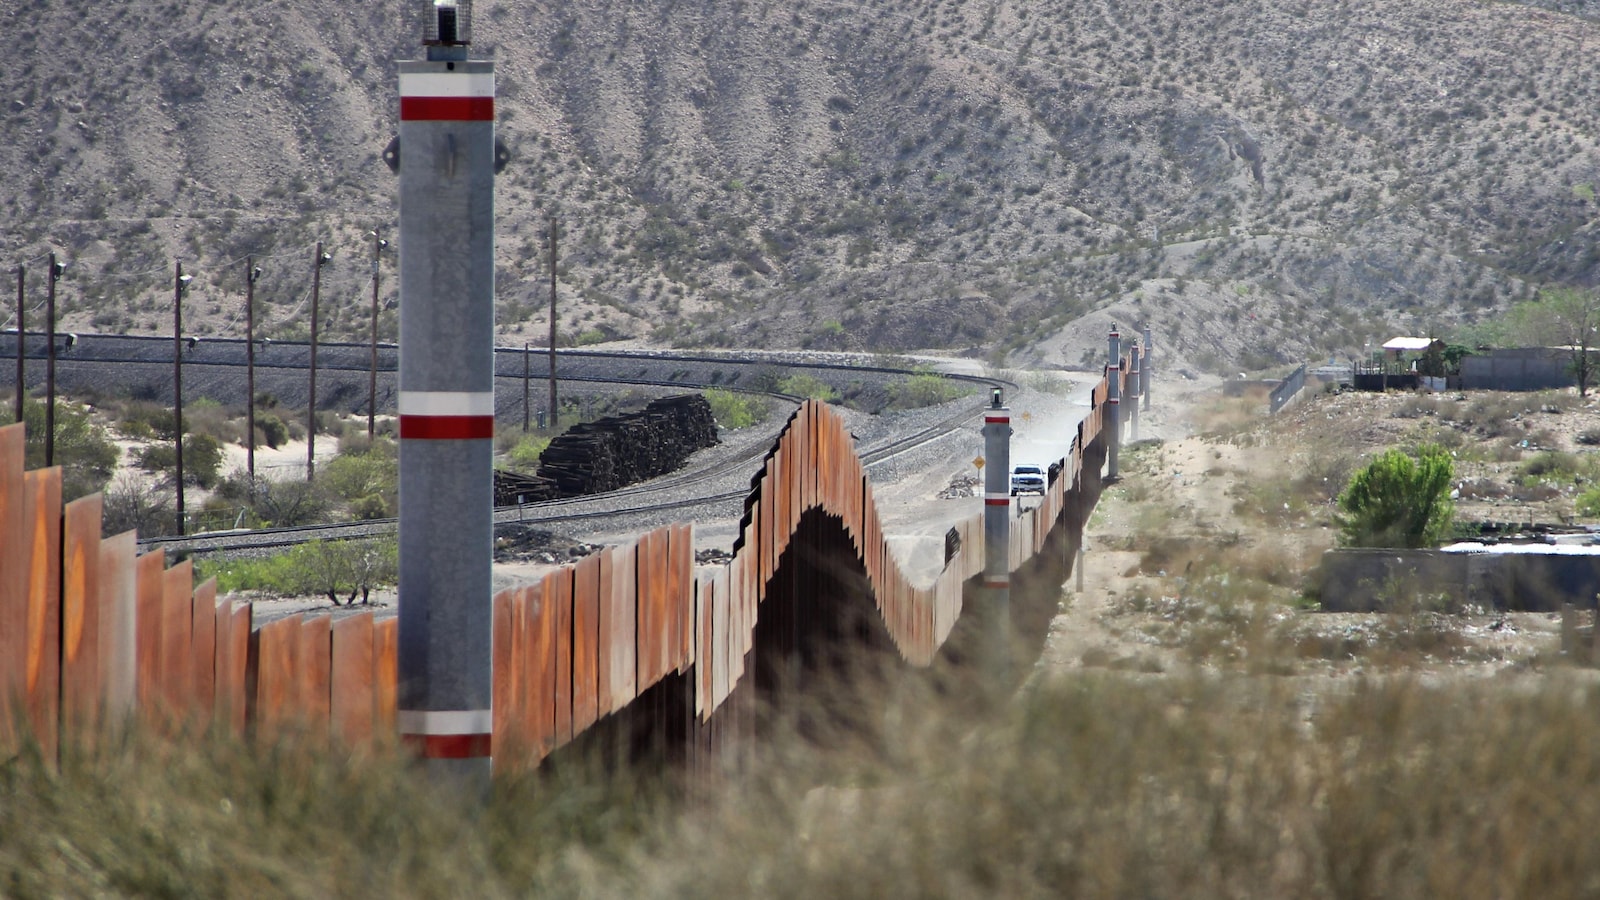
xmin=1039 ymin=383 xmax=1600 ymax=683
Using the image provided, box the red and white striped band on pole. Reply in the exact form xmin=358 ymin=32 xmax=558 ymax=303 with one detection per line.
xmin=399 ymin=71 xmax=495 ymax=121
xmin=398 ymin=708 xmax=493 ymax=759
xmin=399 ymin=390 xmax=496 ymax=440
xmin=983 ymin=576 xmax=1010 ymax=588
xmin=985 ymin=492 xmax=1011 ymax=507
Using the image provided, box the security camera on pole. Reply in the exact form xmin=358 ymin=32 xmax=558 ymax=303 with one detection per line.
xmin=395 ymin=0 xmax=498 ymax=785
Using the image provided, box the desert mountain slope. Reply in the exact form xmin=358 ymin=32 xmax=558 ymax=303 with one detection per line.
xmin=2 ymin=0 xmax=1597 ymax=374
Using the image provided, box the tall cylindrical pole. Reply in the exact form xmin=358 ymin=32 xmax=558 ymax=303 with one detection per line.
xmin=522 ymin=341 xmax=530 ymax=432
xmin=308 ymin=242 xmax=328 ymax=481
xmin=1127 ymin=341 xmax=1141 ymax=443
xmin=1107 ymin=327 xmax=1121 ymax=481
xmin=245 ymin=259 xmax=259 ymax=499
xmin=547 ymin=217 xmax=558 ymax=430
xmin=174 ymin=262 xmax=188 ymax=536
xmin=44 ymin=253 xmax=60 ymax=468
xmin=982 ymin=388 xmax=1012 ymax=685
xmin=1142 ymin=324 xmax=1152 ymax=411
xmin=12 ymin=265 xmax=23 ymax=425
xmin=397 ymin=35 xmax=498 ymax=783
xmin=369 ymin=231 xmax=386 ymax=441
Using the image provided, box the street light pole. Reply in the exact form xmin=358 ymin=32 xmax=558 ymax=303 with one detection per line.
xmin=245 ymin=258 xmax=261 ymax=499
xmin=44 ymin=253 xmax=63 ymax=467
xmin=174 ymin=262 xmax=192 ymax=535
xmin=13 ymin=265 xmax=23 ymax=425
xmin=548 ymin=217 xmax=558 ymax=430
xmin=308 ymin=242 xmax=330 ymax=481
xmin=368 ymin=231 xmax=387 ymax=441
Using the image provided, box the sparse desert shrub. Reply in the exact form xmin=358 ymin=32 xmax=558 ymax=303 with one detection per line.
xmin=1578 ymin=487 xmax=1600 ymax=518
xmin=255 ymin=413 xmax=290 ymax=449
xmin=776 ymin=374 xmax=838 ymax=401
xmin=2 ymin=397 xmax=119 ymax=502
xmin=501 ymin=434 xmax=552 ymax=470
xmin=703 ymin=389 xmax=769 ymax=428
xmin=1521 ymin=451 xmax=1581 ymax=481
xmin=884 ymin=372 xmax=972 ymax=409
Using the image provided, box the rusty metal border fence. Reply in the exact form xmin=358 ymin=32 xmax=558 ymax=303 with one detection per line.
xmin=0 ymin=355 xmax=1132 ymax=768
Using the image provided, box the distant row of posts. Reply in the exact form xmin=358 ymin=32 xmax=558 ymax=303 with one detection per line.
xmin=10 ymin=219 xmax=568 ymax=535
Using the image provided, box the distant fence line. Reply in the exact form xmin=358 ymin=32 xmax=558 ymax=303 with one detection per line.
xmin=0 ymin=358 xmax=1131 ymax=769
xmin=1269 ymin=364 xmax=1308 ymax=414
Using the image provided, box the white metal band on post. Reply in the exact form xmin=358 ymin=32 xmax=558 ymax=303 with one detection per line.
xmin=399 ymin=391 xmax=496 ymax=416
xmin=397 ymin=708 xmax=495 ymax=735
xmin=398 ymin=72 xmax=496 ymax=97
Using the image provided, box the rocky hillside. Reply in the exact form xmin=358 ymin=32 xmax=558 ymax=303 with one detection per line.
xmin=2 ymin=0 xmax=1598 ymax=375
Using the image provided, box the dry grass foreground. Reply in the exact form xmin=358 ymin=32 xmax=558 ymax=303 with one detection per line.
xmin=15 ymin=385 xmax=1600 ymax=896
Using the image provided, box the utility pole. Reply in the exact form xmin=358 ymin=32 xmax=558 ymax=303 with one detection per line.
xmin=44 ymin=253 xmax=63 ymax=467
xmin=308 ymin=242 xmax=330 ymax=480
xmin=522 ymin=340 xmax=530 ymax=432
xmin=245 ymin=258 xmax=261 ymax=499
xmin=369 ymin=230 xmax=387 ymax=441
xmin=174 ymin=262 xmax=192 ymax=535
xmin=547 ymin=216 xmax=558 ymax=430
xmin=12 ymin=265 xmax=22 ymax=425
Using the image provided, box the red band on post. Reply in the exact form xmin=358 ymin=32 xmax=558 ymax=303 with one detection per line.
xmin=400 ymin=96 xmax=495 ymax=121
xmin=400 ymin=415 xmax=496 ymax=440
xmin=985 ymin=498 xmax=1010 ymax=506
xmin=403 ymin=732 xmax=493 ymax=759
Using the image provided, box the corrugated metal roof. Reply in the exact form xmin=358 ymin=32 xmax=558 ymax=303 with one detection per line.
xmin=1382 ymin=336 xmax=1437 ymax=351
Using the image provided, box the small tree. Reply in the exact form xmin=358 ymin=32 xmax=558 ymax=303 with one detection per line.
xmin=1336 ymin=444 xmax=1455 ymax=548
xmin=1505 ymin=286 xmax=1600 ymax=396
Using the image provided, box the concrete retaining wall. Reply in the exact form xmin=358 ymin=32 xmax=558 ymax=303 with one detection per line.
xmin=1320 ymin=548 xmax=1600 ymax=612
xmin=1459 ymin=349 xmax=1575 ymax=392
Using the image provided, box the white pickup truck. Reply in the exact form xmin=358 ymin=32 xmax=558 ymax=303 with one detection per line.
xmin=1009 ymin=463 xmax=1047 ymax=496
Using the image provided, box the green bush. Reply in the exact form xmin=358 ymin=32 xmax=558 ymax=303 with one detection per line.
xmin=2 ymin=398 xmax=120 ymax=502
xmin=776 ymin=374 xmax=838 ymax=401
xmin=1521 ymin=451 xmax=1581 ymax=482
xmin=501 ymin=435 xmax=551 ymax=470
xmin=136 ymin=434 xmax=224 ymax=489
xmin=1336 ymin=444 xmax=1455 ymax=548
xmin=885 ymin=372 xmax=972 ymax=409
xmin=702 ymin=389 xmax=768 ymax=429
xmin=1578 ymin=487 xmax=1600 ymax=518
xmin=199 ymin=538 xmax=398 ymax=604
xmin=323 ymin=439 xmax=398 ymax=518
xmin=256 ymin=413 xmax=289 ymax=449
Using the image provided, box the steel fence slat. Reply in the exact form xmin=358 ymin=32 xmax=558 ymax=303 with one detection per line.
xmin=332 ymin=611 xmax=376 ymax=747
xmin=21 ymin=469 xmax=62 ymax=758
xmin=190 ymin=577 xmax=217 ymax=731
xmin=573 ymin=553 xmax=601 ymax=735
xmin=300 ymin=614 xmax=333 ymax=737
xmin=60 ymin=494 xmax=102 ymax=741
xmin=161 ymin=560 xmax=194 ymax=726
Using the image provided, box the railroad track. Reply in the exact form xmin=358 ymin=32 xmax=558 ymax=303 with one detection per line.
xmin=138 ymin=387 xmax=1006 ymax=555
xmin=97 ymin=337 xmax=1015 ymax=553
